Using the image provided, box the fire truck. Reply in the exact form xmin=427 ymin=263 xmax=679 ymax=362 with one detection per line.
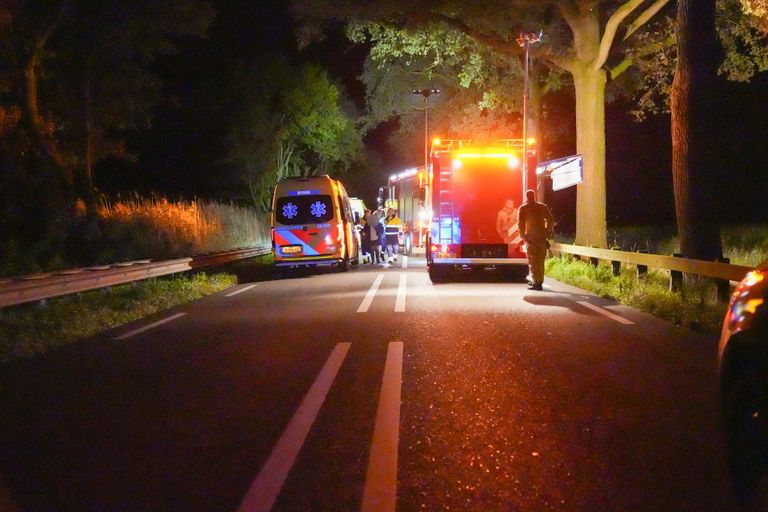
xmin=426 ymin=138 xmax=537 ymax=282
xmin=378 ymin=167 xmax=429 ymax=255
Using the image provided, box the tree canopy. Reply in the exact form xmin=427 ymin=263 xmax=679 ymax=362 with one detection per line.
xmin=226 ymin=59 xmax=363 ymax=209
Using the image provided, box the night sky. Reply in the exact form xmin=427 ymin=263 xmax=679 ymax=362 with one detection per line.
xmin=95 ymin=0 xmax=768 ymax=231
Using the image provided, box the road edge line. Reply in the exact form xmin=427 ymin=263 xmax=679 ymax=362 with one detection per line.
xmin=113 ymin=312 xmax=187 ymax=340
xmin=576 ymin=300 xmax=635 ymax=325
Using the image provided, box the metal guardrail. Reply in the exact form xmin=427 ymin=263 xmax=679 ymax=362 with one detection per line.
xmin=549 ymin=243 xmax=753 ymax=282
xmin=549 ymin=242 xmax=755 ymax=302
xmin=0 ymin=246 xmax=272 ymax=309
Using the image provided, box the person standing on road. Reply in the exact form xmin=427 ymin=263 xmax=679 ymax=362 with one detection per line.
xmin=496 ymin=199 xmax=520 ymax=243
xmin=383 ymin=207 xmax=402 ymax=264
xmin=359 ymin=209 xmax=371 ymax=263
xmin=517 ymin=189 xmax=554 ymax=291
xmin=366 ymin=207 xmax=384 ymax=264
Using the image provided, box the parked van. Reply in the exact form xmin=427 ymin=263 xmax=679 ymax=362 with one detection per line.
xmin=271 ymin=175 xmax=359 ymax=270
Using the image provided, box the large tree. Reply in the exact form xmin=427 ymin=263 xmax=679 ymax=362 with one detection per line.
xmin=226 ymin=60 xmax=363 ymax=209
xmin=295 ymin=1 xmax=675 ymax=248
xmin=671 ymin=0 xmax=722 ymax=260
xmin=1 ymin=0 xmax=214 ymax=221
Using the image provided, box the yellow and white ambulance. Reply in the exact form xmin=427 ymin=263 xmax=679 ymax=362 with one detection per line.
xmin=271 ymin=175 xmax=359 ymax=270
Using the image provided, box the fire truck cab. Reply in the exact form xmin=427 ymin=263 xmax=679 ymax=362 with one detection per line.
xmin=426 ymin=138 xmax=536 ymax=282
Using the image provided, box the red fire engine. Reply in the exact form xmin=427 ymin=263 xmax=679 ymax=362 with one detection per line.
xmin=426 ymin=138 xmax=537 ymax=282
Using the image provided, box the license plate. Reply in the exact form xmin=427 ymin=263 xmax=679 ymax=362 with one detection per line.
xmin=282 ymin=245 xmax=302 ymax=254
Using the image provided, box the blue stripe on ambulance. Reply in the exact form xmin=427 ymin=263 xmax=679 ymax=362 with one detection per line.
xmin=278 ymin=229 xmax=320 ymax=256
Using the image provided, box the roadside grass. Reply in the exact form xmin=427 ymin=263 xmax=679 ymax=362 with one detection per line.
xmin=546 ymin=256 xmax=727 ymax=334
xmin=0 ymin=272 xmax=236 ymax=362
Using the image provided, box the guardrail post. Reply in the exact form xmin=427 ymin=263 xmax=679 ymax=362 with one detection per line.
xmin=637 ymin=250 xmax=648 ymax=280
xmin=716 ymin=257 xmax=731 ymax=303
xmin=610 ymin=247 xmax=621 ymax=276
xmin=589 ymin=246 xmax=599 ymax=267
xmin=670 ymin=254 xmax=683 ymax=293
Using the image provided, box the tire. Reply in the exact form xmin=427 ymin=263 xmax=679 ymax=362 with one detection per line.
xmin=339 ymin=258 xmax=350 ymax=272
xmin=723 ymin=359 xmax=768 ymax=497
xmin=405 ymin=233 xmax=413 ymax=256
xmin=428 ymin=265 xmax=449 ymax=283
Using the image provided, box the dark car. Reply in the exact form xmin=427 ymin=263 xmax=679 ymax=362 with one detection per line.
xmin=719 ymin=258 xmax=768 ymax=498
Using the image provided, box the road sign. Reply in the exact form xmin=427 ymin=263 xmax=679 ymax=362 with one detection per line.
xmin=535 ymin=154 xmax=583 ymax=191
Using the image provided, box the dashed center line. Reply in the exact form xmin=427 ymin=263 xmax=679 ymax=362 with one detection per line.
xmin=362 ymin=341 xmax=403 ymax=512
xmin=237 ymin=342 xmax=351 ymax=512
xmin=395 ymin=274 xmax=407 ymax=312
xmin=401 ymin=256 xmax=408 ymax=269
xmin=576 ymin=300 xmax=635 ymax=325
xmin=113 ymin=312 xmax=186 ymax=340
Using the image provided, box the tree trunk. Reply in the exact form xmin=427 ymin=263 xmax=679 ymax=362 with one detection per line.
xmin=24 ymin=43 xmax=72 ymax=186
xmin=671 ymin=0 xmax=723 ymax=260
xmin=573 ymin=64 xmax=608 ymax=248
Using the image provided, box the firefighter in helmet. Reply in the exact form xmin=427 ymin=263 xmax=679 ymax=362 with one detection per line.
xmin=517 ymin=189 xmax=554 ymax=290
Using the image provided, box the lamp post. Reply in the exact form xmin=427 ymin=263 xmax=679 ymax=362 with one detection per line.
xmin=516 ymin=31 xmax=541 ymax=201
xmin=412 ymin=88 xmax=440 ymax=175
xmin=412 ymin=88 xmax=440 ymax=246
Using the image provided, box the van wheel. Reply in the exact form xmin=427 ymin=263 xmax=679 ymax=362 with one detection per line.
xmin=339 ymin=258 xmax=350 ymax=272
xmin=405 ymin=233 xmax=413 ymax=255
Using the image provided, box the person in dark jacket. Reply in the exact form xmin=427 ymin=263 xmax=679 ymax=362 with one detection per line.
xmin=517 ymin=189 xmax=555 ymax=290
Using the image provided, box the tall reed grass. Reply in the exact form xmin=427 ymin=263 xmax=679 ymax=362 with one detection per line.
xmin=95 ymin=194 xmax=270 ymax=263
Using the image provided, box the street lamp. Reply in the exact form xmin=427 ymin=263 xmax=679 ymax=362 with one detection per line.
xmin=516 ymin=31 xmax=541 ymax=200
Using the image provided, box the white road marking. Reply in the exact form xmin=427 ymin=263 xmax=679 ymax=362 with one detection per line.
xmin=225 ymin=284 xmax=258 ymax=297
xmin=362 ymin=341 xmax=403 ymax=512
xmin=395 ymin=274 xmax=407 ymax=312
xmin=576 ymin=300 xmax=635 ymax=325
xmin=401 ymin=256 xmax=408 ymax=269
xmin=113 ymin=312 xmax=186 ymax=340
xmin=237 ymin=342 xmax=351 ymax=512
xmin=357 ymin=274 xmax=385 ymax=313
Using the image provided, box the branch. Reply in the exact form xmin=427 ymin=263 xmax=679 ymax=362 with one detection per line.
xmin=428 ymin=13 xmax=518 ymax=57
xmin=608 ymin=32 xmax=675 ymax=80
xmin=593 ymin=0 xmax=645 ymax=71
xmin=623 ymin=0 xmax=672 ymax=41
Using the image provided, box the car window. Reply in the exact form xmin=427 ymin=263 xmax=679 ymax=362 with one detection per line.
xmin=276 ymin=195 xmax=334 ymax=225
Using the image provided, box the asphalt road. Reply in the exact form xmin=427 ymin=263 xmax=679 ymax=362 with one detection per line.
xmin=0 ymin=254 xmax=743 ymax=511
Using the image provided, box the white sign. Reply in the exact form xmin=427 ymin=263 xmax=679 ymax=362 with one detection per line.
xmin=536 ymin=155 xmax=583 ymax=191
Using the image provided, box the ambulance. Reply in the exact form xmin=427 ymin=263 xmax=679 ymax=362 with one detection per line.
xmin=271 ymin=175 xmax=359 ymax=270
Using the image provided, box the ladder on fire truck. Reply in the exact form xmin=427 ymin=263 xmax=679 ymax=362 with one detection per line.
xmin=432 ymin=139 xmax=472 ymax=245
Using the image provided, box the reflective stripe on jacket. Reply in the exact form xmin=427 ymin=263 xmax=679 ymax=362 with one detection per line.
xmin=384 ymin=216 xmax=402 ymax=236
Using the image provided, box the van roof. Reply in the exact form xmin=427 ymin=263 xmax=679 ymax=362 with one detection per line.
xmin=278 ymin=175 xmax=331 ymax=182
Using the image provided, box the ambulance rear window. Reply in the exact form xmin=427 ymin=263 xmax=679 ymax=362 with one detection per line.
xmin=276 ymin=195 xmax=334 ymax=225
